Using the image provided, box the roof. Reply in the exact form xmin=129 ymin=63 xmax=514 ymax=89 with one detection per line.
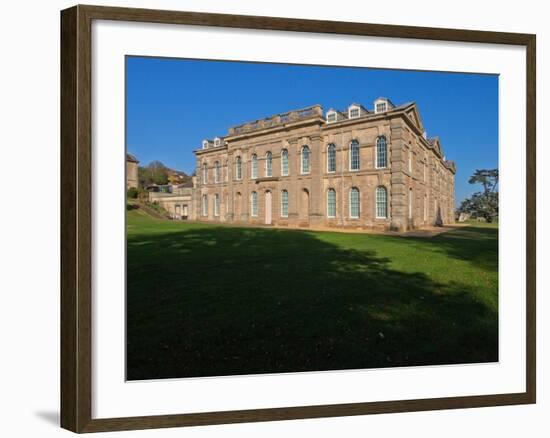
xmin=126 ymin=153 xmax=139 ymax=163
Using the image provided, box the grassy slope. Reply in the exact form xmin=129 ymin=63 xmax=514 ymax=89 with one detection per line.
xmin=127 ymin=211 xmax=498 ymax=380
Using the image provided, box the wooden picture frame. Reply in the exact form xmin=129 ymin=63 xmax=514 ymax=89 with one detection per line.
xmin=61 ymin=4 xmax=536 ymax=433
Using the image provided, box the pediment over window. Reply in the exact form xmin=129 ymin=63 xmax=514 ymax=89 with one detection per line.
xmin=404 ymin=104 xmax=424 ymax=131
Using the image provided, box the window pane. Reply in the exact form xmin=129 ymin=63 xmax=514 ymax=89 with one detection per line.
xmin=350 ymin=140 xmax=360 ymax=170
xmin=376 ymin=186 xmax=387 ymax=218
xmin=327 ymin=189 xmax=336 ymax=218
xmin=251 ymin=191 xmax=258 ymax=216
xmin=266 ymin=151 xmax=272 ymax=177
xmin=327 ymin=144 xmax=336 ymax=172
xmin=235 ymin=157 xmax=242 ymax=180
xmin=301 ymin=146 xmax=310 ymax=174
xmin=350 ymin=188 xmax=360 ymax=218
xmin=251 ymin=154 xmax=257 ymax=179
xmin=376 ymin=137 xmax=387 ymax=168
xmin=281 ymin=149 xmax=289 ymax=176
xmin=281 ymin=190 xmax=289 ymax=217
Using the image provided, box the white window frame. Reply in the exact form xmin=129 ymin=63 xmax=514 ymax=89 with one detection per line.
xmin=326 ymin=110 xmax=337 ymax=124
xmin=265 ymin=151 xmax=272 ymax=177
xmin=201 ymin=194 xmax=208 ymax=217
xmin=327 ymin=188 xmax=336 ymax=218
xmin=281 ymin=149 xmax=289 ymax=176
xmin=202 ymin=140 xmax=209 ymax=149
xmin=214 ymin=137 xmax=221 ymax=147
xmin=202 ymin=162 xmax=208 ymax=184
xmin=214 ymin=161 xmax=220 ymax=183
xmin=349 ymin=187 xmax=360 ymax=219
xmin=348 ymin=105 xmax=360 ymax=119
xmin=375 ymin=101 xmax=387 ymax=114
xmin=301 ymin=145 xmax=310 ymax=174
xmin=250 ymin=154 xmax=257 ymax=179
xmin=375 ymin=186 xmax=388 ymax=219
xmin=349 ymin=140 xmax=360 ymax=171
xmin=250 ymin=191 xmax=258 ymax=217
xmin=327 ymin=144 xmax=336 ymax=173
xmin=375 ymin=136 xmax=388 ymax=169
xmin=214 ymin=194 xmax=220 ymax=217
xmin=235 ymin=156 xmax=242 ymax=180
xmin=280 ymin=190 xmax=289 ymax=218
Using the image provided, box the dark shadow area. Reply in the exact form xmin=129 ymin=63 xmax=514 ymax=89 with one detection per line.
xmin=126 ymin=226 xmax=498 ymax=380
xmin=34 ymin=411 xmax=59 ymax=427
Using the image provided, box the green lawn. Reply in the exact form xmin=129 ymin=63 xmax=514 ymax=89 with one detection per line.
xmin=126 ymin=209 xmax=498 ymax=380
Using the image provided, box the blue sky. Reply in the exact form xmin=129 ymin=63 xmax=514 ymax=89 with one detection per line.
xmin=126 ymin=56 xmax=498 ymax=205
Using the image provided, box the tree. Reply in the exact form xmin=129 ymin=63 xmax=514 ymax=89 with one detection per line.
xmin=138 ymin=160 xmax=169 ymax=186
xmin=458 ymin=168 xmax=499 ymax=222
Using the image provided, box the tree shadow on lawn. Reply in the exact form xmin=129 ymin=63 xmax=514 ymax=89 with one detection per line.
xmin=126 ymin=226 xmax=498 ymax=380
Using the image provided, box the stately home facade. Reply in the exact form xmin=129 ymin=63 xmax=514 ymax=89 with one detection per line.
xmin=193 ymin=98 xmax=455 ymax=231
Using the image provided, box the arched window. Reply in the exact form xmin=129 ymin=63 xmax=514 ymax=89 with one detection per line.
xmin=214 ymin=161 xmax=220 ymax=183
xmin=376 ymin=136 xmax=387 ymax=168
xmin=250 ymin=191 xmax=258 ymax=217
xmin=301 ymin=145 xmax=310 ymax=174
xmin=201 ymin=194 xmax=208 ymax=216
xmin=327 ymin=188 xmax=336 ymax=218
xmin=281 ymin=149 xmax=289 ymax=176
xmin=202 ymin=162 xmax=208 ymax=184
xmin=214 ymin=193 xmax=220 ymax=216
xmin=280 ymin=190 xmax=289 ymax=217
xmin=349 ymin=187 xmax=360 ymax=219
xmin=235 ymin=156 xmax=242 ymax=180
xmin=327 ymin=144 xmax=336 ymax=173
xmin=376 ymin=186 xmax=388 ymax=218
xmin=250 ymin=154 xmax=257 ymax=179
xmin=265 ymin=151 xmax=272 ymax=177
xmin=349 ymin=140 xmax=360 ymax=171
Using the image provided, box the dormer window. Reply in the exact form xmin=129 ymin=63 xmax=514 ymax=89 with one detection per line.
xmin=326 ymin=110 xmax=337 ymax=123
xmin=214 ymin=137 xmax=222 ymax=147
xmin=374 ymin=97 xmax=392 ymax=114
xmin=348 ymin=105 xmax=360 ymax=119
xmin=202 ymin=140 xmax=209 ymax=149
xmin=375 ymin=102 xmax=387 ymax=113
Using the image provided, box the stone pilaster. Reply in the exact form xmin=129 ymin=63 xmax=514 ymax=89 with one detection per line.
xmin=389 ymin=120 xmax=407 ymax=231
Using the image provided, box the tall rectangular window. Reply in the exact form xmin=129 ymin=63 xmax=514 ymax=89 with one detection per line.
xmin=350 ymin=140 xmax=360 ymax=171
xmin=250 ymin=191 xmax=258 ymax=217
xmin=265 ymin=152 xmax=272 ymax=177
xmin=235 ymin=157 xmax=242 ymax=180
xmin=214 ymin=161 xmax=220 ymax=183
xmin=214 ymin=194 xmax=220 ymax=216
xmin=349 ymin=188 xmax=360 ymax=219
xmin=376 ymin=137 xmax=387 ymax=168
xmin=281 ymin=149 xmax=289 ymax=176
xmin=202 ymin=163 xmax=208 ymax=184
xmin=327 ymin=144 xmax=336 ymax=172
xmin=251 ymin=154 xmax=257 ymax=179
xmin=281 ymin=190 xmax=289 ymax=217
xmin=202 ymin=194 xmax=208 ymax=216
xmin=301 ymin=146 xmax=310 ymax=174
xmin=327 ymin=189 xmax=336 ymax=218
xmin=376 ymin=186 xmax=388 ymax=218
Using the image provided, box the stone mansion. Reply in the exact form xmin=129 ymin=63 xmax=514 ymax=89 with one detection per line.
xmin=168 ymin=97 xmax=455 ymax=231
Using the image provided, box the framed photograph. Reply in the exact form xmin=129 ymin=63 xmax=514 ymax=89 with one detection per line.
xmin=60 ymin=4 xmax=536 ymax=433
